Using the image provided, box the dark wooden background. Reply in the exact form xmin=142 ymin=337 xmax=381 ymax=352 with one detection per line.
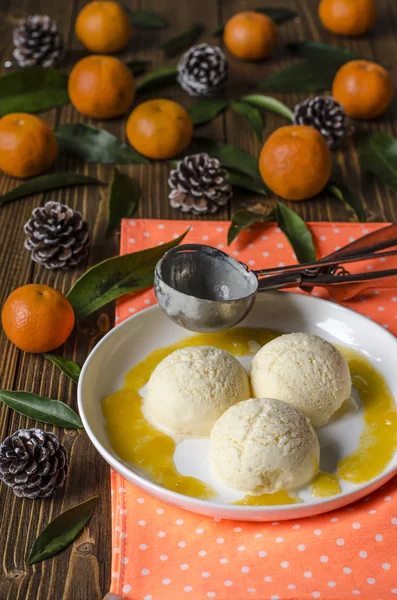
xmin=1 ymin=0 xmax=397 ymax=598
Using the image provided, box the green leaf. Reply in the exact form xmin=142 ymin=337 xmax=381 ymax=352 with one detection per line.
xmin=126 ymin=59 xmax=151 ymax=77
xmin=0 ymin=390 xmax=83 ymax=429
xmin=227 ymin=170 xmax=269 ymax=195
xmin=287 ymin=41 xmax=362 ymax=66
xmin=213 ymin=7 xmax=297 ymax=36
xmin=106 ymin=168 xmax=140 ymax=236
xmin=274 ymin=203 xmax=316 ymax=263
xmin=124 ymin=7 xmax=168 ymax=28
xmin=359 ymin=132 xmax=397 ymax=193
xmin=190 ymin=137 xmax=262 ymax=181
xmin=55 ymin=124 xmax=149 ymax=165
xmin=67 ymin=231 xmax=188 ymax=320
xmin=28 ymin=497 xmax=98 ymax=565
xmin=136 ymin=66 xmax=178 ymax=93
xmin=0 ymin=173 xmax=101 ymax=208
xmin=242 ymin=94 xmax=294 ymax=121
xmin=231 ymin=101 xmax=264 ymax=141
xmin=0 ymin=68 xmax=69 ymax=116
xmin=255 ymin=7 xmax=298 ymax=24
xmin=43 ymin=354 xmax=81 ymax=384
xmin=326 ymin=183 xmax=366 ymax=222
xmin=188 ymin=98 xmax=229 ymax=126
xmin=228 ymin=208 xmax=274 ymax=245
xmin=161 ymin=24 xmax=204 ymax=58
xmin=258 ymin=61 xmax=338 ymax=94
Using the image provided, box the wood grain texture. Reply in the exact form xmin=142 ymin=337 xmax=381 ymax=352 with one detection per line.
xmin=0 ymin=0 xmax=396 ymax=598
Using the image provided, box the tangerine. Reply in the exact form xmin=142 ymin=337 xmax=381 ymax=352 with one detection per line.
xmin=75 ymin=1 xmax=132 ymax=53
xmin=126 ymin=99 xmax=193 ymax=160
xmin=68 ymin=55 xmax=135 ymax=119
xmin=2 ymin=284 xmax=75 ymax=353
xmin=224 ymin=11 xmax=278 ymax=61
xmin=259 ymin=125 xmax=332 ymax=201
xmin=0 ymin=113 xmax=58 ymax=179
xmin=332 ymin=60 xmax=394 ymax=119
xmin=319 ymin=0 xmax=376 ymax=36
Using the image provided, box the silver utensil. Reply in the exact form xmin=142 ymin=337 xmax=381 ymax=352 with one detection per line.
xmin=154 ymin=225 xmax=397 ymax=333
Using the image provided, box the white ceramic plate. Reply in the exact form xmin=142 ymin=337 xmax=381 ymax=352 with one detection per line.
xmin=78 ymin=292 xmax=397 ymax=521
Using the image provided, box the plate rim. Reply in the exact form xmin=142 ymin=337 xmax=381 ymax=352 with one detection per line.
xmin=78 ymin=291 xmax=397 ymax=516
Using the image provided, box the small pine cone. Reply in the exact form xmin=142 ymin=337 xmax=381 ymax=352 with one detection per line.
xmin=177 ymin=43 xmax=228 ymax=97
xmin=169 ymin=153 xmax=233 ymax=215
xmin=24 ymin=201 xmax=90 ymax=271
xmin=0 ymin=428 xmax=68 ymax=499
xmin=13 ymin=15 xmax=64 ymax=68
xmin=293 ymin=96 xmax=347 ymax=148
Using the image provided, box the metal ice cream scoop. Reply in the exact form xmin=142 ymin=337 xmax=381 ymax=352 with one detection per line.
xmin=154 ymin=225 xmax=397 ymax=333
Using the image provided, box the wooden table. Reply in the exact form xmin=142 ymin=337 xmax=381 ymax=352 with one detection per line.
xmin=0 ymin=0 xmax=397 ymax=597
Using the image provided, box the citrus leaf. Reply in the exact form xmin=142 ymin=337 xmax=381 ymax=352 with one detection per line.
xmin=0 ymin=173 xmax=102 ymax=208
xmin=106 ymin=168 xmax=140 ymax=236
xmin=136 ymin=66 xmax=178 ymax=93
xmin=213 ymin=7 xmax=297 ymax=36
xmin=287 ymin=41 xmax=362 ymax=65
xmin=227 ymin=170 xmax=269 ymax=195
xmin=326 ymin=183 xmax=366 ymax=222
xmin=161 ymin=24 xmax=204 ymax=57
xmin=190 ymin=137 xmax=262 ymax=181
xmin=123 ymin=7 xmax=168 ymax=28
xmin=126 ymin=59 xmax=151 ymax=76
xmin=188 ymin=98 xmax=229 ymax=126
xmin=231 ymin=101 xmax=264 ymax=141
xmin=255 ymin=7 xmax=297 ymax=23
xmin=241 ymin=94 xmax=294 ymax=121
xmin=274 ymin=203 xmax=316 ymax=263
xmin=55 ymin=123 xmax=149 ymax=165
xmin=28 ymin=497 xmax=98 ymax=565
xmin=67 ymin=231 xmax=189 ymax=319
xmin=228 ymin=208 xmax=274 ymax=245
xmin=0 ymin=390 xmax=83 ymax=429
xmin=43 ymin=354 xmax=81 ymax=384
xmin=258 ymin=61 xmax=338 ymax=93
xmin=359 ymin=132 xmax=397 ymax=193
xmin=0 ymin=68 xmax=69 ymax=116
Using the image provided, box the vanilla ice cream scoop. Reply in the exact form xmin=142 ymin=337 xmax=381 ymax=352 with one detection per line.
xmin=145 ymin=346 xmax=250 ymax=436
xmin=210 ymin=397 xmax=319 ymax=493
xmin=250 ymin=333 xmax=352 ymax=427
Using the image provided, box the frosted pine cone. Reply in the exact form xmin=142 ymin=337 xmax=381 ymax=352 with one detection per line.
xmin=293 ymin=96 xmax=347 ymax=148
xmin=13 ymin=15 xmax=64 ymax=68
xmin=177 ymin=43 xmax=228 ymax=97
xmin=169 ymin=153 xmax=232 ymax=214
xmin=0 ymin=428 xmax=68 ymax=499
xmin=24 ymin=201 xmax=89 ymax=270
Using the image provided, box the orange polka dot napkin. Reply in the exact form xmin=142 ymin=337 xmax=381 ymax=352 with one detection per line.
xmin=111 ymin=219 xmax=397 ymax=600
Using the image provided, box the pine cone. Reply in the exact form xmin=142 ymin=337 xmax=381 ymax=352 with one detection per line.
xmin=293 ymin=96 xmax=347 ymax=148
xmin=24 ymin=201 xmax=90 ymax=270
xmin=0 ymin=428 xmax=68 ymax=499
xmin=169 ymin=153 xmax=233 ymax=215
xmin=13 ymin=15 xmax=64 ymax=68
xmin=177 ymin=43 xmax=228 ymax=97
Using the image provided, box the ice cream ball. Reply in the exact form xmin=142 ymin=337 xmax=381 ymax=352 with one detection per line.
xmin=250 ymin=333 xmax=352 ymax=427
xmin=145 ymin=346 xmax=250 ymax=436
xmin=210 ymin=397 xmax=320 ymax=493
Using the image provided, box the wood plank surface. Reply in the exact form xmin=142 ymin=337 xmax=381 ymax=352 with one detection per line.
xmin=0 ymin=0 xmax=396 ymax=598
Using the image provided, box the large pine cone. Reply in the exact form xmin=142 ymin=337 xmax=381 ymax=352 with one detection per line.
xmin=0 ymin=428 xmax=68 ymax=499
xmin=293 ymin=96 xmax=347 ymax=148
xmin=169 ymin=153 xmax=233 ymax=215
xmin=24 ymin=201 xmax=90 ymax=270
xmin=13 ymin=15 xmax=64 ymax=68
xmin=177 ymin=43 xmax=228 ymax=97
